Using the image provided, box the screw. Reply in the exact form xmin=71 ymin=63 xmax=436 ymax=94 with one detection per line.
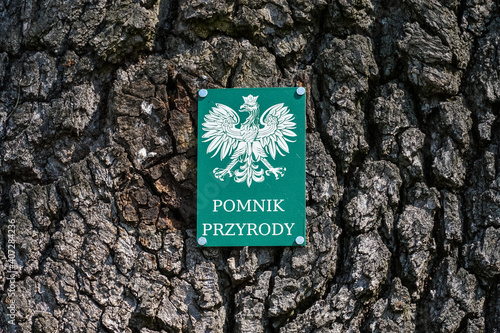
xmin=198 ymin=237 xmax=207 ymax=246
xmin=295 ymin=236 xmax=305 ymax=245
xmin=199 ymin=89 xmax=208 ymax=98
xmin=296 ymin=87 xmax=305 ymax=96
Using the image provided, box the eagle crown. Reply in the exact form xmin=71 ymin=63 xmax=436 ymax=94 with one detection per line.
xmin=240 ymin=95 xmax=259 ymax=113
xmin=240 ymin=95 xmax=260 ymax=127
xmin=242 ymin=94 xmax=258 ymax=106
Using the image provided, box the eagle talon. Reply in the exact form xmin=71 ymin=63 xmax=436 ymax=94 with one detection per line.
xmin=265 ymin=167 xmax=286 ymax=179
xmin=214 ymin=167 xmax=233 ymax=180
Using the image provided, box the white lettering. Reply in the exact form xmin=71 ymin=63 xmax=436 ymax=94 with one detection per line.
xmin=213 ymin=200 xmax=222 ymax=212
xmin=225 ymin=223 xmax=236 ymax=236
xmin=211 ymin=199 xmax=286 ymax=212
xmin=214 ymin=223 xmax=223 ymax=236
xmin=201 ymin=222 xmax=295 ymax=237
xmin=253 ymin=199 xmax=264 ymax=212
xmin=284 ymin=223 xmax=295 ymax=235
xmin=235 ymin=223 xmax=246 ymax=235
xmin=273 ymin=199 xmax=285 ymax=212
xmin=247 ymin=223 xmax=258 ymax=235
xmin=203 ymin=223 xmax=212 ymax=236
xmin=237 ymin=200 xmax=251 ymax=212
xmin=259 ymin=223 xmax=271 ymax=236
xmin=272 ymin=223 xmax=283 ymax=236
xmin=224 ymin=200 xmax=235 ymax=212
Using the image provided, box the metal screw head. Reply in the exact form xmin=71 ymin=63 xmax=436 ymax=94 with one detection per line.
xmin=296 ymin=87 xmax=305 ymax=96
xmin=198 ymin=237 xmax=207 ymax=246
xmin=295 ymin=236 xmax=305 ymax=245
xmin=199 ymin=89 xmax=208 ymax=98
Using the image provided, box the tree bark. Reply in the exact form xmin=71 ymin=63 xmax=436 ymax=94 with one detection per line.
xmin=0 ymin=0 xmax=499 ymax=332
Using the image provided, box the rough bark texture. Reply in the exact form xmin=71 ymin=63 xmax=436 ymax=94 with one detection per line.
xmin=0 ymin=0 xmax=499 ymax=332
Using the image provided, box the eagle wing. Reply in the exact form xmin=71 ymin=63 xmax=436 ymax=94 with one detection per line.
xmin=202 ymin=103 xmax=244 ymax=160
xmin=256 ymin=103 xmax=296 ymax=159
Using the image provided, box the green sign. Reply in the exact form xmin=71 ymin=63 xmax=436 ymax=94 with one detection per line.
xmin=197 ymin=87 xmax=306 ymax=247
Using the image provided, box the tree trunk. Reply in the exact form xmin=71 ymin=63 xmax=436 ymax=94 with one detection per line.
xmin=1 ymin=0 xmax=499 ymax=332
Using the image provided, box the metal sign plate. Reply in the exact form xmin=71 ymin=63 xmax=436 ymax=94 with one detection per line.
xmin=197 ymin=87 xmax=306 ymax=247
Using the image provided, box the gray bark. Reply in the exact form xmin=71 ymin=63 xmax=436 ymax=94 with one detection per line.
xmin=0 ymin=0 xmax=499 ymax=332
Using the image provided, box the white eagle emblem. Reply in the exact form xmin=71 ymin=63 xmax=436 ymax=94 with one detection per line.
xmin=202 ymin=94 xmax=297 ymax=187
